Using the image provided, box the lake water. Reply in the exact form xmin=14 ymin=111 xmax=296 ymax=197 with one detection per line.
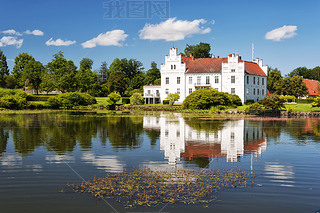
xmin=0 ymin=112 xmax=320 ymax=213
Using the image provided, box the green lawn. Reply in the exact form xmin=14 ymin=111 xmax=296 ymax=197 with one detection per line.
xmin=95 ymin=97 xmax=110 ymax=105
xmin=284 ymin=103 xmax=320 ymax=112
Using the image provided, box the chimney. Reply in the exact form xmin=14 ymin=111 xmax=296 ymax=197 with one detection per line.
xmin=236 ymin=54 xmax=239 ymax=57
xmin=232 ymin=53 xmax=235 ymax=57
xmin=190 ymin=53 xmax=194 ymax=60
xmin=228 ymin=54 xmax=232 ymax=57
xmin=212 ymin=55 xmax=215 ymax=58
xmin=217 ymin=56 xmax=219 ymax=58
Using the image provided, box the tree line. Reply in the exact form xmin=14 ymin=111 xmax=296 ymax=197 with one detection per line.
xmin=0 ymin=49 xmax=161 ymax=96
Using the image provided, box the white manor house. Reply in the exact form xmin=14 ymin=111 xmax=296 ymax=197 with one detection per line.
xmin=143 ymin=48 xmax=268 ymax=104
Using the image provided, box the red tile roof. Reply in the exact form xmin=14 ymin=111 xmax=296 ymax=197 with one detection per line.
xmin=244 ymin=62 xmax=267 ymax=77
xmin=182 ymin=56 xmax=227 ymax=73
xmin=181 ymin=56 xmax=267 ymax=77
xmin=302 ymin=79 xmax=319 ymax=96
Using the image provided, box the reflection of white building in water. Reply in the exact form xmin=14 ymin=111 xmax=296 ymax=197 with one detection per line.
xmin=143 ymin=114 xmax=267 ymax=165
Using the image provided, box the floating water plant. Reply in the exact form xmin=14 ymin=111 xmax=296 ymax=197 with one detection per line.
xmin=64 ymin=168 xmax=253 ymax=208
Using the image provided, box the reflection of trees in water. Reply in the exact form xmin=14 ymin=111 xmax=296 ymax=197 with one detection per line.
xmin=0 ymin=114 xmax=146 ymax=154
xmin=106 ymin=116 xmax=144 ymax=151
xmin=183 ymin=157 xmax=210 ymax=168
xmin=0 ymin=127 xmax=9 ymax=156
xmin=184 ymin=117 xmax=225 ymax=132
xmin=144 ymin=129 xmax=160 ymax=149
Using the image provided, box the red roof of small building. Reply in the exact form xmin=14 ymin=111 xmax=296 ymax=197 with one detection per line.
xmin=181 ymin=56 xmax=267 ymax=77
xmin=302 ymin=79 xmax=319 ymax=96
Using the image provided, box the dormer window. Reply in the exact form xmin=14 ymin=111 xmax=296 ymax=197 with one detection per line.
xmin=231 ymin=69 xmax=235 ymax=72
xmin=174 ymin=65 xmax=176 ymax=69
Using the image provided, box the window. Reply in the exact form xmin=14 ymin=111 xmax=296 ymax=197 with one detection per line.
xmin=174 ymin=65 xmax=176 ymax=69
xmin=262 ymin=89 xmax=264 ymax=95
xmin=177 ymin=88 xmax=180 ymax=94
xmin=257 ymin=77 xmax=260 ymax=85
xmin=253 ymin=77 xmax=256 ymax=84
xmin=147 ymin=90 xmax=150 ymax=94
xmin=231 ymin=132 xmax=235 ymax=140
xmin=197 ymin=76 xmax=201 ymax=84
xmin=206 ymin=76 xmax=210 ymax=84
xmin=231 ymin=69 xmax=235 ymax=72
xmin=165 ymin=130 xmax=169 ymax=137
xmin=215 ymin=76 xmax=219 ymax=83
xmin=257 ymin=89 xmax=260 ymax=95
xmin=166 ymin=77 xmax=169 ymax=84
xmin=231 ymin=76 xmax=235 ymax=83
xmin=262 ymin=78 xmax=265 ymax=85
xmin=253 ymin=88 xmax=255 ymax=95
xmin=247 ymin=76 xmax=249 ymax=84
xmin=166 ymin=89 xmax=169 ymax=94
xmin=171 ymin=65 xmax=173 ymax=70
xmin=176 ymin=130 xmax=180 ymax=138
xmin=246 ymin=88 xmax=249 ymax=94
xmin=189 ymin=77 xmax=192 ymax=84
xmin=231 ymin=88 xmax=235 ymax=94
xmin=189 ymin=88 xmax=192 ymax=94
xmin=177 ymin=77 xmax=180 ymax=84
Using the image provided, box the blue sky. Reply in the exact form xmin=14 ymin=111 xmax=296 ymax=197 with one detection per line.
xmin=0 ymin=0 xmax=319 ymax=75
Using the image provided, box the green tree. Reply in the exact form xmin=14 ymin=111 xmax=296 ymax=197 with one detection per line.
xmin=107 ymin=70 xmax=126 ymax=95
xmin=165 ymin=93 xmax=180 ymax=106
xmin=267 ymin=67 xmax=283 ymax=94
xmin=23 ymin=61 xmax=45 ymax=94
xmin=77 ymin=58 xmax=98 ymax=93
xmin=154 ymin=78 xmax=161 ymax=85
xmin=282 ymin=76 xmax=308 ymax=98
xmin=144 ymin=61 xmax=160 ymax=85
xmin=12 ymin=53 xmax=35 ymax=88
xmin=130 ymin=93 xmax=144 ymax=105
xmin=287 ymin=67 xmax=311 ymax=79
xmin=46 ymin=51 xmax=78 ymax=92
xmin=311 ymin=66 xmax=320 ymax=81
xmin=99 ymin=61 xmax=109 ymax=83
xmin=0 ymin=49 xmax=9 ymax=87
xmin=129 ymin=71 xmax=145 ymax=90
xmin=109 ymin=58 xmax=144 ymax=79
xmin=181 ymin=42 xmax=211 ymax=58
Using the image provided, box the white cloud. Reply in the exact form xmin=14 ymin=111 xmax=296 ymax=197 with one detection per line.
xmin=81 ymin=29 xmax=128 ymax=48
xmin=139 ymin=18 xmax=211 ymax=41
xmin=45 ymin=38 xmax=76 ymax=46
xmin=82 ymin=153 xmax=124 ymax=173
xmin=1 ymin=29 xmax=22 ymax=36
xmin=265 ymin=25 xmax=297 ymax=41
xmin=0 ymin=36 xmax=23 ymax=48
xmin=25 ymin=29 xmax=44 ymax=36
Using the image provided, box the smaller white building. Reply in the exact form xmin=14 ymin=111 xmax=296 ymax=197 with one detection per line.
xmin=143 ymin=85 xmax=161 ymax=104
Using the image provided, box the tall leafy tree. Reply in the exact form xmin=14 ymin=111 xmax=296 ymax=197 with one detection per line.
xmin=181 ymin=42 xmax=211 ymax=58
xmin=99 ymin=61 xmax=109 ymax=83
xmin=107 ymin=70 xmax=126 ymax=95
xmin=287 ymin=67 xmax=311 ymax=79
xmin=109 ymin=58 xmax=144 ymax=79
xmin=0 ymin=49 xmax=9 ymax=87
xmin=46 ymin=51 xmax=78 ymax=92
xmin=267 ymin=67 xmax=283 ymax=94
xmin=282 ymin=76 xmax=308 ymax=98
xmin=144 ymin=61 xmax=160 ymax=85
xmin=23 ymin=60 xmax=45 ymax=94
xmin=77 ymin=58 xmax=98 ymax=93
xmin=12 ymin=53 xmax=35 ymax=88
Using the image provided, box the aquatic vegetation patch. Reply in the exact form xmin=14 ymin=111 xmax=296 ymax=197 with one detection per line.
xmin=64 ymin=168 xmax=253 ymax=208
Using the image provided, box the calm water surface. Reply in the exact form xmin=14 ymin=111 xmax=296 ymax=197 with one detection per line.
xmin=0 ymin=112 xmax=320 ymax=213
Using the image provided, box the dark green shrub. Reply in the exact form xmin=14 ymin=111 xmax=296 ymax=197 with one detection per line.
xmin=279 ymin=96 xmax=296 ymax=103
xmin=245 ymin=99 xmax=254 ymax=105
xmin=245 ymin=102 xmax=265 ymax=114
xmin=47 ymin=97 xmax=60 ymax=109
xmin=122 ymin=97 xmax=131 ymax=104
xmin=297 ymin=97 xmax=314 ymax=104
xmin=27 ymin=102 xmax=50 ymax=109
xmin=260 ymin=95 xmax=285 ymax=110
xmin=227 ymin=94 xmax=242 ymax=106
xmin=162 ymin=100 xmax=169 ymax=105
xmin=0 ymin=89 xmax=29 ymax=109
xmin=182 ymin=88 xmax=233 ymax=110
